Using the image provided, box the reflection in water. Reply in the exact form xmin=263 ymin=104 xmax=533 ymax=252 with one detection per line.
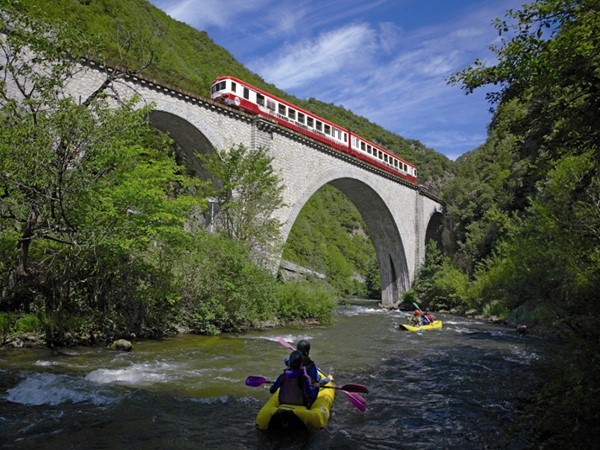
xmin=1 ymin=300 xmax=548 ymax=449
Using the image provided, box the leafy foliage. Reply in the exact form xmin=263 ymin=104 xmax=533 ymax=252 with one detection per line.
xmin=410 ymin=240 xmax=470 ymax=311
xmin=272 ymin=280 xmax=337 ymax=324
xmin=201 ymin=144 xmax=284 ymax=266
xmin=441 ymin=0 xmax=600 ymax=444
xmin=175 ymin=233 xmax=278 ymax=335
xmin=0 ymin=3 xmax=340 ymax=344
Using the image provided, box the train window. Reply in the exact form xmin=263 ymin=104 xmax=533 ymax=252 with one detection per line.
xmin=288 ymin=108 xmax=296 ymax=120
xmin=316 ymin=121 xmax=322 ymax=132
xmin=257 ymin=93 xmax=265 ymax=106
xmin=243 ymin=87 xmax=250 ymax=99
xmin=231 ymin=82 xmax=237 ymax=93
xmin=378 ymin=151 xmax=383 ymax=159
xmin=212 ymin=81 xmax=225 ymax=94
xmin=278 ymin=104 xmax=286 ymax=115
xmin=361 ymin=142 xmax=366 ymax=151
xmin=324 ymin=124 xmax=331 ymax=135
xmin=298 ymin=112 xmax=305 ymax=124
xmin=267 ymin=99 xmax=276 ymax=110
xmin=307 ymin=117 xmax=314 ymax=127
xmin=367 ymin=145 xmax=372 ymax=154
xmin=384 ymin=154 xmax=388 ymax=163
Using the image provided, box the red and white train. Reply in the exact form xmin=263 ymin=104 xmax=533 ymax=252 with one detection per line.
xmin=210 ymin=76 xmax=417 ymax=184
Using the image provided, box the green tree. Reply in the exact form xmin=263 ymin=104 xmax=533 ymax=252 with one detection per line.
xmin=202 ymin=144 xmax=284 ymax=266
xmin=0 ymin=4 xmax=201 ymax=343
xmin=449 ymin=1 xmax=599 ymax=444
xmin=449 ymin=0 xmax=599 ymax=203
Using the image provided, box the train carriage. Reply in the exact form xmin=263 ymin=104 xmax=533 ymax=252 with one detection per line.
xmin=210 ymin=76 xmax=417 ymax=184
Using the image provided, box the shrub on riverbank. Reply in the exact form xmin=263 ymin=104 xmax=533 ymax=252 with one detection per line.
xmin=273 ymin=279 xmax=338 ymax=325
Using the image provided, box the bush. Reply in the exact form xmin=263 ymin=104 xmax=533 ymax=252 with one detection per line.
xmin=482 ymin=300 xmax=508 ymax=320
xmin=176 ymin=233 xmax=278 ymax=334
xmin=15 ymin=315 xmax=42 ymax=333
xmin=274 ymin=280 xmax=338 ymax=324
xmin=0 ymin=313 xmax=13 ymax=338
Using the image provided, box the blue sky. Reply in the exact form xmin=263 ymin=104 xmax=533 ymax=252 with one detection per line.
xmin=148 ymin=0 xmax=523 ymax=160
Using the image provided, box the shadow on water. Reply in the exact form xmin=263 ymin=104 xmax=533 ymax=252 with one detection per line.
xmin=1 ymin=300 xmax=552 ymax=449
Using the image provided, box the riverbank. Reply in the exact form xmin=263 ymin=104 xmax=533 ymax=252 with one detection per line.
xmin=0 ymin=317 xmax=327 ymax=350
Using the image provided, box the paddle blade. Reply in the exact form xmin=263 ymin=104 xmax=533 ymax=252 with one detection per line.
xmin=339 ymin=383 xmax=369 ymax=394
xmin=276 ymin=337 xmax=295 ymax=351
xmin=342 ymin=391 xmax=367 ymax=412
xmin=245 ymin=376 xmax=271 ymax=387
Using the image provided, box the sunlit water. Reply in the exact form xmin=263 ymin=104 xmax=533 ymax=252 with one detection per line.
xmin=0 ymin=299 xmax=550 ymax=449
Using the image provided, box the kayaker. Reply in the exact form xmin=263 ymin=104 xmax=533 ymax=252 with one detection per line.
xmin=422 ymin=310 xmax=434 ymax=325
xmin=410 ymin=310 xmax=422 ymax=326
xmin=296 ymin=339 xmax=334 ymax=388
xmin=270 ymin=350 xmax=315 ymax=407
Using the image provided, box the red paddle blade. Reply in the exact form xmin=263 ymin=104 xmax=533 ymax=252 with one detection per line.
xmin=343 ymin=391 xmax=367 ymax=412
xmin=276 ymin=337 xmax=295 ymax=351
xmin=339 ymin=383 xmax=369 ymax=394
xmin=245 ymin=376 xmax=271 ymax=387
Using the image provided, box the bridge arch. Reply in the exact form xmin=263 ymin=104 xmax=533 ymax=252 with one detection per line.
xmin=278 ymin=166 xmax=410 ymax=305
xmin=148 ymin=110 xmax=216 ymax=179
xmin=425 ymin=211 xmax=444 ymax=249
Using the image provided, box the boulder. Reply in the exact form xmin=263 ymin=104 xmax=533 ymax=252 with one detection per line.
xmin=110 ymin=339 xmax=133 ymax=352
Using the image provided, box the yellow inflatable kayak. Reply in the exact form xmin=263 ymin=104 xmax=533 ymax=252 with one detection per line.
xmin=255 ymin=374 xmax=335 ymax=432
xmin=400 ymin=320 xmax=443 ymax=332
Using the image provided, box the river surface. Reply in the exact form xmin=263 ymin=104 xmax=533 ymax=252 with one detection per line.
xmin=1 ymin=299 xmax=550 ymax=449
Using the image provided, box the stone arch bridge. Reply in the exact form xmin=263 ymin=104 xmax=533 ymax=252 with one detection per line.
xmin=69 ymin=63 xmax=443 ymax=307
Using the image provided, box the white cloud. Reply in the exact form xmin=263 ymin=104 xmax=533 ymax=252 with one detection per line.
xmin=252 ymin=23 xmax=378 ymax=90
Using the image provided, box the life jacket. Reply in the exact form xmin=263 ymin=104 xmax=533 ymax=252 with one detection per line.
xmin=278 ymin=369 xmax=307 ymax=406
xmin=302 ymin=356 xmax=318 ymax=382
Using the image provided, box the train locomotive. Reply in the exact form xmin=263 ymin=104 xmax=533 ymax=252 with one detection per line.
xmin=210 ymin=76 xmax=417 ymax=184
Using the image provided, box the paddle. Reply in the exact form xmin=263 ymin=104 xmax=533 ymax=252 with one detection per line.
xmin=245 ymin=376 xmax=368 ymax=412
xmin=245 ymin=376 xmax=368 ymax=393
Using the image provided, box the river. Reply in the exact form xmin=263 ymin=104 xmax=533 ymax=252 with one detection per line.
xmin=1 ymin=299 xmax=550 ymax=449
